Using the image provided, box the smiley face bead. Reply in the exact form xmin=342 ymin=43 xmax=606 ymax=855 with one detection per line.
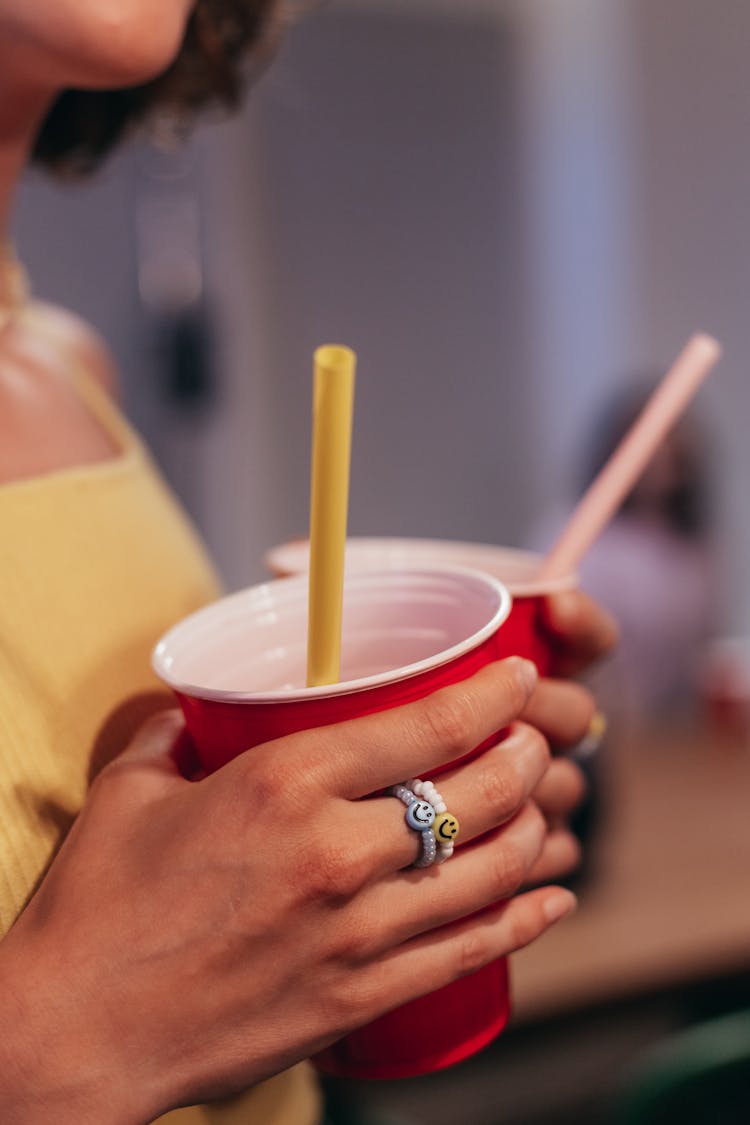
xmin=434 ymin=812 xmax=459 ymax=843
xmin=405 ymin=800 xmax=436 ymax=831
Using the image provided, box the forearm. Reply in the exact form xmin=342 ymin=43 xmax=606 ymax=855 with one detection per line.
xmin=0 ymin=930 xmax=142 ymax=1125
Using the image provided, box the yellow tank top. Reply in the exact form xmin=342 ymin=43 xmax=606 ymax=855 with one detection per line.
xmin=0 ymin=362 xmax=321 ymax=1125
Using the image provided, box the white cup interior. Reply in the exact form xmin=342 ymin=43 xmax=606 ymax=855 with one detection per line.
xmin=264 ymin=537 xmax=576 ymax=597
xmin=152 ymin=568 xmax=510 ymax=702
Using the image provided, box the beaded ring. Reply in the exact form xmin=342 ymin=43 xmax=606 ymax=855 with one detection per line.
xmin=406 ymin=778 xmax=460 ymax=863
xmin=389 ymin=784 xmax=438 ymax=868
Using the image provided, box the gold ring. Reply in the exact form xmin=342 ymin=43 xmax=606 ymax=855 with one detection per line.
xmin=574 ymin=711 xmax=607 ymax=759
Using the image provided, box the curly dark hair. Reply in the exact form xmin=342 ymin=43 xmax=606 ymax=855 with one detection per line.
xmin=32 ymin=0 xmax=282 ymax=175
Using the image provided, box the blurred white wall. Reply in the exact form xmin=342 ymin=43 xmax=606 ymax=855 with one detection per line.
xmin=631 ymin=0 xmax=750 ymax=634
xmin=10 ymin=0 xmax=750 ymax=629
xmin=200 ymin=3 xmax=532 ymax=587
xmin=512 ymin=0 xmax=641 ymax=503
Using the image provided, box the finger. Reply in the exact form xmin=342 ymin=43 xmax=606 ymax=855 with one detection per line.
xmin=350 ymin=802 xmax=548 ymax=957
xmin=531 ymin=757 xmax=587 ymax=823
xmin=105 ymin=709 xmax=187 ymax=779
xmin=522 ymin=678 xmax=596 ymax=749
xmin=356 ymin=752 xmax=584 ymax=887
xmin=540 ymin=591 xmax=618 ymax=676
xmin=436 ymin=722 xmax=550 ymax=843
xmin=349 ymin=722 xmax=550 ymax=880
xmin=356 ymin=885 xmax=576 ymax=1019
xmin=522 ymin=828 xmax=581 ymax=887
xmin=251 ymin=658 xmax=539 ymax=800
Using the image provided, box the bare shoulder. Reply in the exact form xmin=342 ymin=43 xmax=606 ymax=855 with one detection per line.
xmin=26 ymin=300 xmax=119 ymax=397
xmin=0 ymin=302 xmax=122 ymax=482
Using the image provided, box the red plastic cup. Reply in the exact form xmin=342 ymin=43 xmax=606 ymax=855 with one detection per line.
xmin=265 ymin=538 xmax=578 ymax=676
xmin=152 ymin=567 xmax=514 ymax=1079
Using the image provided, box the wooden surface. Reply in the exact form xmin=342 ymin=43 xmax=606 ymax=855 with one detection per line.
xmin=512 ymin=719 xmax=750 ymax=1023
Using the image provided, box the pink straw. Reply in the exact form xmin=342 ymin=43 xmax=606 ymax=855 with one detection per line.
xmin=539 ymin=332 xmax=722 ymax=581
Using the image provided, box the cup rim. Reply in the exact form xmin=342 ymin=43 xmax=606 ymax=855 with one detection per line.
xmin=264 ymin=536 xmax=577 ymax=598
xmin=152 ymin=567 xmax=511 ymax=704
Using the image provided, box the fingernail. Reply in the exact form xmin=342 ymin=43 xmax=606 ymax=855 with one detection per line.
xmin=511 ymin=657 xmax=538 ymax=693
xmin=543 ymin=889 xmax=577 ymax=924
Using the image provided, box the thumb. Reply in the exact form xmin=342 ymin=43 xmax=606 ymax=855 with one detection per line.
xmin=115 ymin=708 xmax=193 ymax=779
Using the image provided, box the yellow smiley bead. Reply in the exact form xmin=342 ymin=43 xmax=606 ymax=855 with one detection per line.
xmin=434 ymin=813 xmax=459 ymax=843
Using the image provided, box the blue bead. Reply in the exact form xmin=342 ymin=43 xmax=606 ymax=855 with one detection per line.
xmin=406 ymin=800 xmax=435 ymax=831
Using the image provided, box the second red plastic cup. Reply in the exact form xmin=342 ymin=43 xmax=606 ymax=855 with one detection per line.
xmin=266 ymin=537 xmax=578 ymax=675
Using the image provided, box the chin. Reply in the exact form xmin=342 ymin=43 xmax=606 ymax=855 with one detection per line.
xmin=77 ymin=2 xmax=193 ymax=87
xmin=24 ymin=1 xmax=194 ymax=90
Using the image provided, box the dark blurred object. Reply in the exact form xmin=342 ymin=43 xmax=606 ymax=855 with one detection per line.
xmin=616 ymin=1009 xmax=750 ymax=1125
xmin=135 ymin=147 xmax=219 ymax=414
xmin=323 ymin=1084 xmax=418 ymax=1125
xmin=157 ymin=302 xmax=217 ymax=411
xmin=564 ymin=742 xmax=606 ymax=893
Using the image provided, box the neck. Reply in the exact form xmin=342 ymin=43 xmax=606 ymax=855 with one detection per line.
xmin=0 ymin=72 xmax=53 ymax=292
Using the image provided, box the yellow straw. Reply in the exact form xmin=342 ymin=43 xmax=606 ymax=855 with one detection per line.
xmin=306 ymin=344 xmax=357 ymax=687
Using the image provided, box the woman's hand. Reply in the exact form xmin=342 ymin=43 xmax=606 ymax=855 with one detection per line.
xmin=538 ymin=589 xmax=619 ymax=678
xmin=520 ymin=590 xmax=619 ymax=885
xmin=0 ymin=658 xmax=576 ymax=1125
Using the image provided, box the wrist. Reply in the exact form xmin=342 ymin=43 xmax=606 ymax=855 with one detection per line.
xmin=0 ymin=925 xmax=145 ymax=1125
